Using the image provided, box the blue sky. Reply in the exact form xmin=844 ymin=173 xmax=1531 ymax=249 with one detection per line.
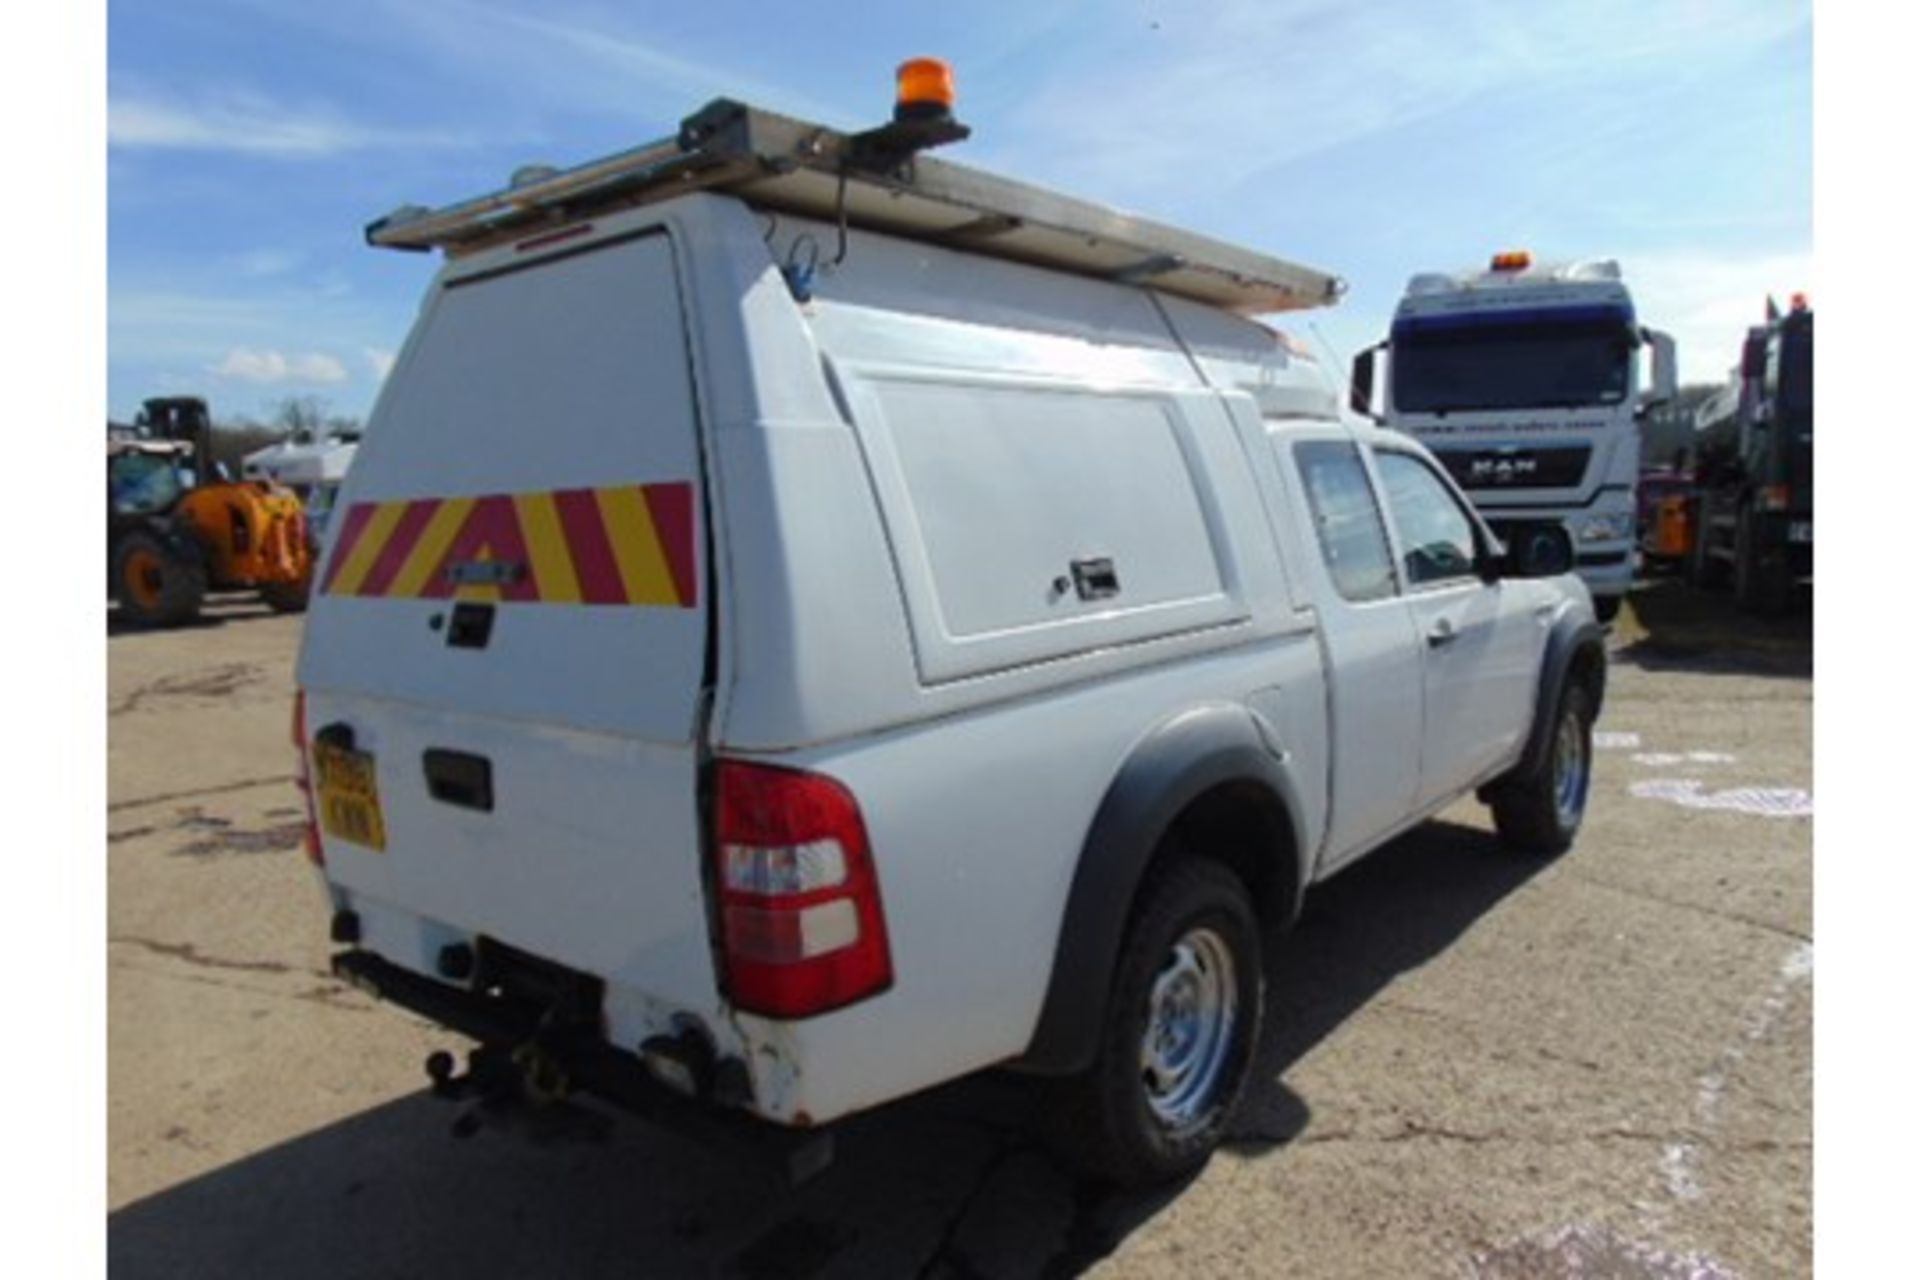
xmin=107 ymin=0 xmax=1812 ymax=423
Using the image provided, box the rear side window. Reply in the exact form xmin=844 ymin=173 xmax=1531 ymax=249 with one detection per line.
xmin=1374 ymin=451 xmax=1479 ymax=586
xmin=1292 ymin=441 xmax=1397 ymax=603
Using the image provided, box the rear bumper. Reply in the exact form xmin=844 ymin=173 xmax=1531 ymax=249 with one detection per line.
xmin=331 ymin=949 xmax=834 ymax=1181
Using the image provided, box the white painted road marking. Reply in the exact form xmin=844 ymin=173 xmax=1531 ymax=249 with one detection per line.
xmin=1633 ymin=750 xmax=1737 ymax=766
xmin=1629 ymin=778 xmax=1812 ymax=818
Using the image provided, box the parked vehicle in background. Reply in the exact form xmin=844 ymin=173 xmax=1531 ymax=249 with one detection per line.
xmin=1685 ymin=297 xmax=1813 ymax=613
xmin=1349 ymin=253 xmax=1677 ymax=622
xmin=109 ymin=397 xmax=315 ymax=626
xmin=1637 ymin=466 xmax=1695 ymax=570
xmin=243 ymin=429 xmax=361 ymax=548
xmin=299 ymin=71 xmax=1605 ymax=1188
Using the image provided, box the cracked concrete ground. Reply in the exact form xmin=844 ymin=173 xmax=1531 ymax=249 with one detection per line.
xmin=107 ymin=590 xmax=1811 ymax=1278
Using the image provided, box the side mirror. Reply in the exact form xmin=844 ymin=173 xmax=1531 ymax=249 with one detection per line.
xmin=1643 ymin=329 xmax=1678 ymax=406
xmin=1349 ymin=345 xmax=1378 ymax=418
xmin=1496 ymin=525 xmax=1574 ymax=579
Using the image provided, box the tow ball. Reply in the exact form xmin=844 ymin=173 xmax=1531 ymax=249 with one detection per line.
xmin=425 ymin=1043 xmax=603 ymax=1141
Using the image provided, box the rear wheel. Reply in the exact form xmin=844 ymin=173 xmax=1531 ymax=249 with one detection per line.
xmin=1594 ymin=595 xmax=1622 ymax=625
xmin=113 ymin=530 xmax=206 ymax=627
xmin=1489 ymin=682 xmax=1593 ymax=857
xmin=1734 ymin=509 xmax=1790 ymax=616
xmin=1687 ymin=506 xmax=1729 ymax=588
xmin=1046 ymin=858 xmax=1263 ymax=1187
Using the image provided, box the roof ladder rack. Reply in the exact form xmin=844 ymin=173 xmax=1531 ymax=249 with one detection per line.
xmin=366 ymin=98 xmax=1346 ymax=316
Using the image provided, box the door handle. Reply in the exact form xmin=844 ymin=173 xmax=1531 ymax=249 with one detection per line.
xmin=423 ymin=749 xmax=494 ymax=812
xmin=1426 ymin=618 xmax=1458 ymax=648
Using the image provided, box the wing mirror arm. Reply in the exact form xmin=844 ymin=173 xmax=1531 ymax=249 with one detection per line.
xmin=1349 ymin=343 xmax=1386 ymax=423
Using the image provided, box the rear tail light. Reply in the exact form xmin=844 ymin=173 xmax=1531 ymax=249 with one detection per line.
xmin=1758 ymin=484 xmax=1792 ymax=512
xmin=712 ymin=760 xmax=892 ymax=1018
xmin=292 ymin=690 xmax=323 ymax=865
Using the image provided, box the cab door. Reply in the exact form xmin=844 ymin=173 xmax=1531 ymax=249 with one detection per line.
xmin=1370 ymin=448 xmax=1542 ymax=806
xmin=1283 ymin=437 xmax=1424 ymax=866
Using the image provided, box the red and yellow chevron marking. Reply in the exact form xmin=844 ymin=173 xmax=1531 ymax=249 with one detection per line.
xmin=320 ymin=482 xmax=697 ymax=607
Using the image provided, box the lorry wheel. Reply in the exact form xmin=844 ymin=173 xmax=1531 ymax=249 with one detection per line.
xmin=1688 ymin=516 xmax=1728 ymax=589
xmin=1733 ymin=510 xmax=1789 ymax=617
xmin=1490 ymin=682 xmax=1593 ymax=857
xmin=1046 ymin=857 xmax=1263 ymax=1187
xmin=113 ymin=531 xmax=207 ymax=627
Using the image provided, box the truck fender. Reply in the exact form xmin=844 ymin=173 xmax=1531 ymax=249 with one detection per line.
xmin=1511 ymin=614 xmax=1607 ymax=782
xmin=1016 ymin=703 xmax=1310 ymax=1076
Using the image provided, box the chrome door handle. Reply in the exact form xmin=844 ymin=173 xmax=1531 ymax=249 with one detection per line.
xmin=1427 ymin=618 xmax=1458 ymax=648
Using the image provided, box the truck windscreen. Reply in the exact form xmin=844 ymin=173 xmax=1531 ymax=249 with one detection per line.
xmin=1391 ymin=308 xmax=1634 ymax=414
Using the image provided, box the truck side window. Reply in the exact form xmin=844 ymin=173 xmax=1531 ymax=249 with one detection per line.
xmin=1292 ymin=441 xmax=1398 ymax=603
xmin=1374 ymin=451 xmax=1479 ymax=586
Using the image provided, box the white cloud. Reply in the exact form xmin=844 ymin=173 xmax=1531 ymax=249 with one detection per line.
xmin=235 ymin=250 xmax=299 ymax=277
xmin=976 ymin=0 xmax=1808 ymax=204
xmin=341 ymin=0 xmax=846 ymax=127
xmin=1622 ymin=250 xmax=1815 ymax=385
xmin=109 ymin=88 xmax=472 ymax=157
xmin=313 ymin=271 xmax=353 ymax=299
xmin=209 ymin=347 xmax=350 ymax=385
xmin=363 ymin=348 xmax=396 ymax=380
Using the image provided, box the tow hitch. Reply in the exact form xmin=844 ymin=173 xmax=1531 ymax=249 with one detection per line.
xmin=337 ymin=947 xmax=835 ymax=1183
xmin=425 ymin=1043 xmax=614 ymax=1144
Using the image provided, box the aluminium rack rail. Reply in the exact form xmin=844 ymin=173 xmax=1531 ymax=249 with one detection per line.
xmin=366 ymin=98 xmax=1344 ymax=316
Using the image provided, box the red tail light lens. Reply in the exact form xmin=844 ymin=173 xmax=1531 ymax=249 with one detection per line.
xmin=292 ymin=690 xmax=323 ymax=865
xmin=713 ymin=760 xmax=892 ymax=1018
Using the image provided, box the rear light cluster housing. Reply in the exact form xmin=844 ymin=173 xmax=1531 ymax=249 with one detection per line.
xmin=712 ymin=760 xmax=893 ymax=1019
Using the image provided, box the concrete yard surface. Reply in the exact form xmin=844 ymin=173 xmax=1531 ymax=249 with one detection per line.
xmin=107 ymin=594 xmax=1811 ymax=1278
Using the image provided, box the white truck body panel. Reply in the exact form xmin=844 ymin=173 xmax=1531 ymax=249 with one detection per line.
xmin=243 ymin=436 xmax=358 ymax=487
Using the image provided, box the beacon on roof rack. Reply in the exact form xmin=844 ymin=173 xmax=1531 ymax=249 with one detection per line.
xmin=365 ymin=63 xmax=1343 ymax=316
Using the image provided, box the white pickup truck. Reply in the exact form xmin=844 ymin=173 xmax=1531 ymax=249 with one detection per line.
xmin=296 ymin=88 xmax=1606 ymax=1186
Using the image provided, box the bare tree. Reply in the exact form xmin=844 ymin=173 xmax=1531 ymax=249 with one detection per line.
xmin=271 ymin=395 xmax=332 ymax=443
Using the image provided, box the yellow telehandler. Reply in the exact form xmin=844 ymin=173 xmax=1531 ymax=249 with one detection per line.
xmin=108 ymin=398 xmax=314 ymax=627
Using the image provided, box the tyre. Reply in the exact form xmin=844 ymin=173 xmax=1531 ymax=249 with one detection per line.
xmin=1594 ymin=595 xmax=1622 ymax=625
xmin=113 ymin=530 xmax=207 ymax=627
xmin=1687 ymin=510 xmax=1729 ymax=589
xmin=1046 ymin=858 xmax=1264 ymax=1187
xmin=1489 ymin=682 xmax=1594 ymax=857
xmin=1733 ymin=509 xmax=1790 ymax=617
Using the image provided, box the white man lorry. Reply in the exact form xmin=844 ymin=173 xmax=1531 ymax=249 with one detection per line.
xmin=1350 ymin=253 xmax=1677 ymax=622
xmin=298 ymin=70 xmax=1606 ymax=1187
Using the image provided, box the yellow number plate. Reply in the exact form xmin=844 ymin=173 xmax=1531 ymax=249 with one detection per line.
xmin=313 ymin=741 xmax=388 ymax=852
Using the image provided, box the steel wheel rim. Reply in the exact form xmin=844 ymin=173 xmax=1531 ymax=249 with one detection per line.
xmin=1140 ymin=925 xmax=1239 ymax=1129
xmin=1553 ymin=705 xmax=1590 ymax=829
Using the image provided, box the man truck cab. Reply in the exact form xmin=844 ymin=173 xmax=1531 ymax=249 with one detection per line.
xmin=1350 ymin=253 xmax=1677 ymax=622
